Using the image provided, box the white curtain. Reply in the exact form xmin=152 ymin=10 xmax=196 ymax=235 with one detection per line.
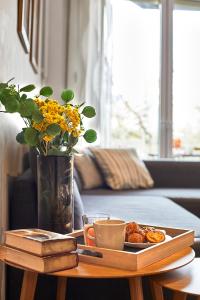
xmin=67 ymin=0 xmax=113 ymax=145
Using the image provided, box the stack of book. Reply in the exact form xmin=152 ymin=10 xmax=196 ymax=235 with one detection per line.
xmin=3 ymin=228 xmax=78 ymax=272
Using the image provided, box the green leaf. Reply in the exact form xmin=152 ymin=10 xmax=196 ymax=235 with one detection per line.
xmin=20 ymin=94 xmax=27 ymax=101
xmin=61 ymin=89 xmax=74 ymax=102
xmin=4 ymin=96 xmax=19 ymax=113
xmin=39 ymin=132 xmax=46 ymax=139
xmin=40 ymin=86 xmax=53 ymax=97
xmin=83 ymin=129 xmax=97 ymax=143
xmin=19 ymin=99 xmax=36 ymax=117
xmin=20 ymin=84 xmax=36 ymax=92
xmin=0 ymin=96 xmax=6 ymax=105
xmin=0 ymin=83 xmax=8 ymax=90
xmin=16 ymin=131 xmax=26 ymax=144
xmin=46 ymin=124 xmax=61 ymax=136
xmin=32 ymin=109 xmax=43 ymax=123
xmin=24 ymin=128 xmax=39 ymax=146
xmin=63 ymin=132 xmax=69 ymax=142
xmin=0 ymin=90 xmax=4 ymax=102
xmin=82 ymin=106 xmax=96 ymax=118
xmin=2 ymin=88 xmax=12 ymax=95
xmin=51 ymin=135 xmax=60 ymax=146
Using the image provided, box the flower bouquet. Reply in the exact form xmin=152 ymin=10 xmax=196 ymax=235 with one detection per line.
xmin=0 ymin=80 xmax=97 ymax=233
xmin=0 ymin=80 xmax=97 ymax=155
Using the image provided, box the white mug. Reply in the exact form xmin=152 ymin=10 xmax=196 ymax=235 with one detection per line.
xmin=82 ymin=213 xmax=110 ymax=246
xmin=86 ymin=219 xmax=126 ymax=250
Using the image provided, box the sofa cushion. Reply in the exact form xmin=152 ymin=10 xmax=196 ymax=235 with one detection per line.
xmin=90 ymin=148 xmax=154 ymax=190
xmin=9 ymin=169 xmax=38 ymax=229
xmin=74 ymin=153 xmax=104 ymax=190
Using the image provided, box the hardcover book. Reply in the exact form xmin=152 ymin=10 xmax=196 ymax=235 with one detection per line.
xmin=5 ymin=228 xmax=77 ymax=256
xmin=4 ymin=246 xmax=78 ymax=273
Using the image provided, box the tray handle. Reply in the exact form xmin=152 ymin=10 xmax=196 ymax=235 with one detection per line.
xmin=77 ymin=248 xmax=103 ymax=259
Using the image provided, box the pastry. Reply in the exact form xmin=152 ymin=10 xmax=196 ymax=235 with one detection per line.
xmin=126 ymin=222 xmax=140 ymax=235
xmin=146 ymin=230 xmax=165 ymax=243
xmin=125 ymin=222 xmax=166 ymax=244
xmin=128 ymin=232 xmax=145 ymax=243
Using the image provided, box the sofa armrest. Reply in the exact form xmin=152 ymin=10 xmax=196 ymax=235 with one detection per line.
xmin=9 ymin=169 xmax=38 ymax=229
xmin=144 ymin=159 xmax=200 ymax=188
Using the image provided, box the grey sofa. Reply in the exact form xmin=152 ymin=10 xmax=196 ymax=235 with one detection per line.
xmin=81 ymin=159 xmax=200 ymax=218
xmin=79 ymin=159 xmax=200 ymax=256
xmin=7 ymin=156 xmax=200 ymax=300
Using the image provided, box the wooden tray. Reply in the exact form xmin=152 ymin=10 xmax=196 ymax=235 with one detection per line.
xmin=68 ymin=224 xmax=194 ymax=271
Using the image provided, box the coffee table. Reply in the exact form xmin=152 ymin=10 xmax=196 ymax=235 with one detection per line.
xmin=0 ymin=247 xmax=195 ymax=300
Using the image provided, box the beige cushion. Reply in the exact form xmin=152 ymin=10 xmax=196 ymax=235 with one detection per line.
xmin=90 ymin=148 xmax=154 ymax=190
xmin=74 ymin=154 xmax=104 ymax=189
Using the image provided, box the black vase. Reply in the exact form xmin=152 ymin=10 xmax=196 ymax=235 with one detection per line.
xmin=37 ymin=155 xmax=74 ymax=234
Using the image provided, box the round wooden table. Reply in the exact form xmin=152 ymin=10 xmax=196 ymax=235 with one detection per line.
xmin=1 ymin=247 xmax=195 ymax=300
xmin=150 ymin=258 xmax=200 ymax=300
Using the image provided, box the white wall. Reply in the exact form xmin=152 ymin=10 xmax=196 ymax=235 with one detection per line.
xmin=0 ymin=1 xmax=42 ymax=298
xmin=0 ymin=0 xmax=41 ymax=85
xmin=43 ymin=0 xmax=69 ymax=98
xmin=67 ymin=0 xmax=90 ymax=102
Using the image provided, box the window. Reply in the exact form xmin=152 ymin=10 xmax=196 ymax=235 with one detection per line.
xmin=108 ymin=0 xmax=200 ymax=159
xmin=110 ymin=0 xmax=160 ymax=158
xmin=173 ymin=1 xmax=200 ymax=158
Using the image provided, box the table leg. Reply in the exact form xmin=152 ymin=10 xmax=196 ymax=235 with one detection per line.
xmin=20 ymin=270 xmax=38 ymax=300
xmin=172 ymin=291 xmax=187 ymax=300
xmin=56 ymin=277 xmax=67 ymax=300
xmin=149 ymin=279 xmax=164 ymax=300
xmin=129 ymin=277 xmax=144 ymax=300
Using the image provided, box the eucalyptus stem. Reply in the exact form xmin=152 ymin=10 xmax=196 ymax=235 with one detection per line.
xmin=45 ymin=142 xmax=48 ymax=156
xmin=23 ymin=118 xmax=29 ymax=127
xmin=40 ymin=141 xmax=47 ymax=156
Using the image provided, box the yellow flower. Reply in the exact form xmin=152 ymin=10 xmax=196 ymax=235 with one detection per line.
xmin=32 ymin=99 xmax=81 ymax=137
xmin=43 ymin=135 xmax=54 ymax=142
xmin=72 ymin=129 xmax=82 ymax=138
xmin=32 ymin=120 xmax=47 ymax=132
xmin=34 ymin=98 xmax=45 ymax=108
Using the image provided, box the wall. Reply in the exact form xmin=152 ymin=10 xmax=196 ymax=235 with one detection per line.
xmin=0 ymin=0 xmax=42 ymax=242
xmin=0 ymin=0 xmax=41 ymax=85
xmin=44 ymin=0 xmax=69 ymax=98
xmin=67 ymin=0 xmax=90 ymax=102
xmin=0 ymin=1 xmax=42 ymax=299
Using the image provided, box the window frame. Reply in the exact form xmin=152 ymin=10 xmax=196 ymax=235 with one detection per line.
xmin=159 ymin=0 xmax=174 ymax=158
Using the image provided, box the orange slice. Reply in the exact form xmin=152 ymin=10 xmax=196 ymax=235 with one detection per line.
xmin=146 ymin=231 xmax=165 ymax=243
xmin=88 ymin=227 xmax=95 ymax=237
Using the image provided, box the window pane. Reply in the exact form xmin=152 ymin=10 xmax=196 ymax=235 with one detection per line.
xmin=173 ymin=1 xmax=200 ymax=158
xmin=110 ymin=0 xmax=160 ymax=158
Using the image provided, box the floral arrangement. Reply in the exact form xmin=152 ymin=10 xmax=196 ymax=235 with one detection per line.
xmin=0 ymin=80 xmax=97 ymax=156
